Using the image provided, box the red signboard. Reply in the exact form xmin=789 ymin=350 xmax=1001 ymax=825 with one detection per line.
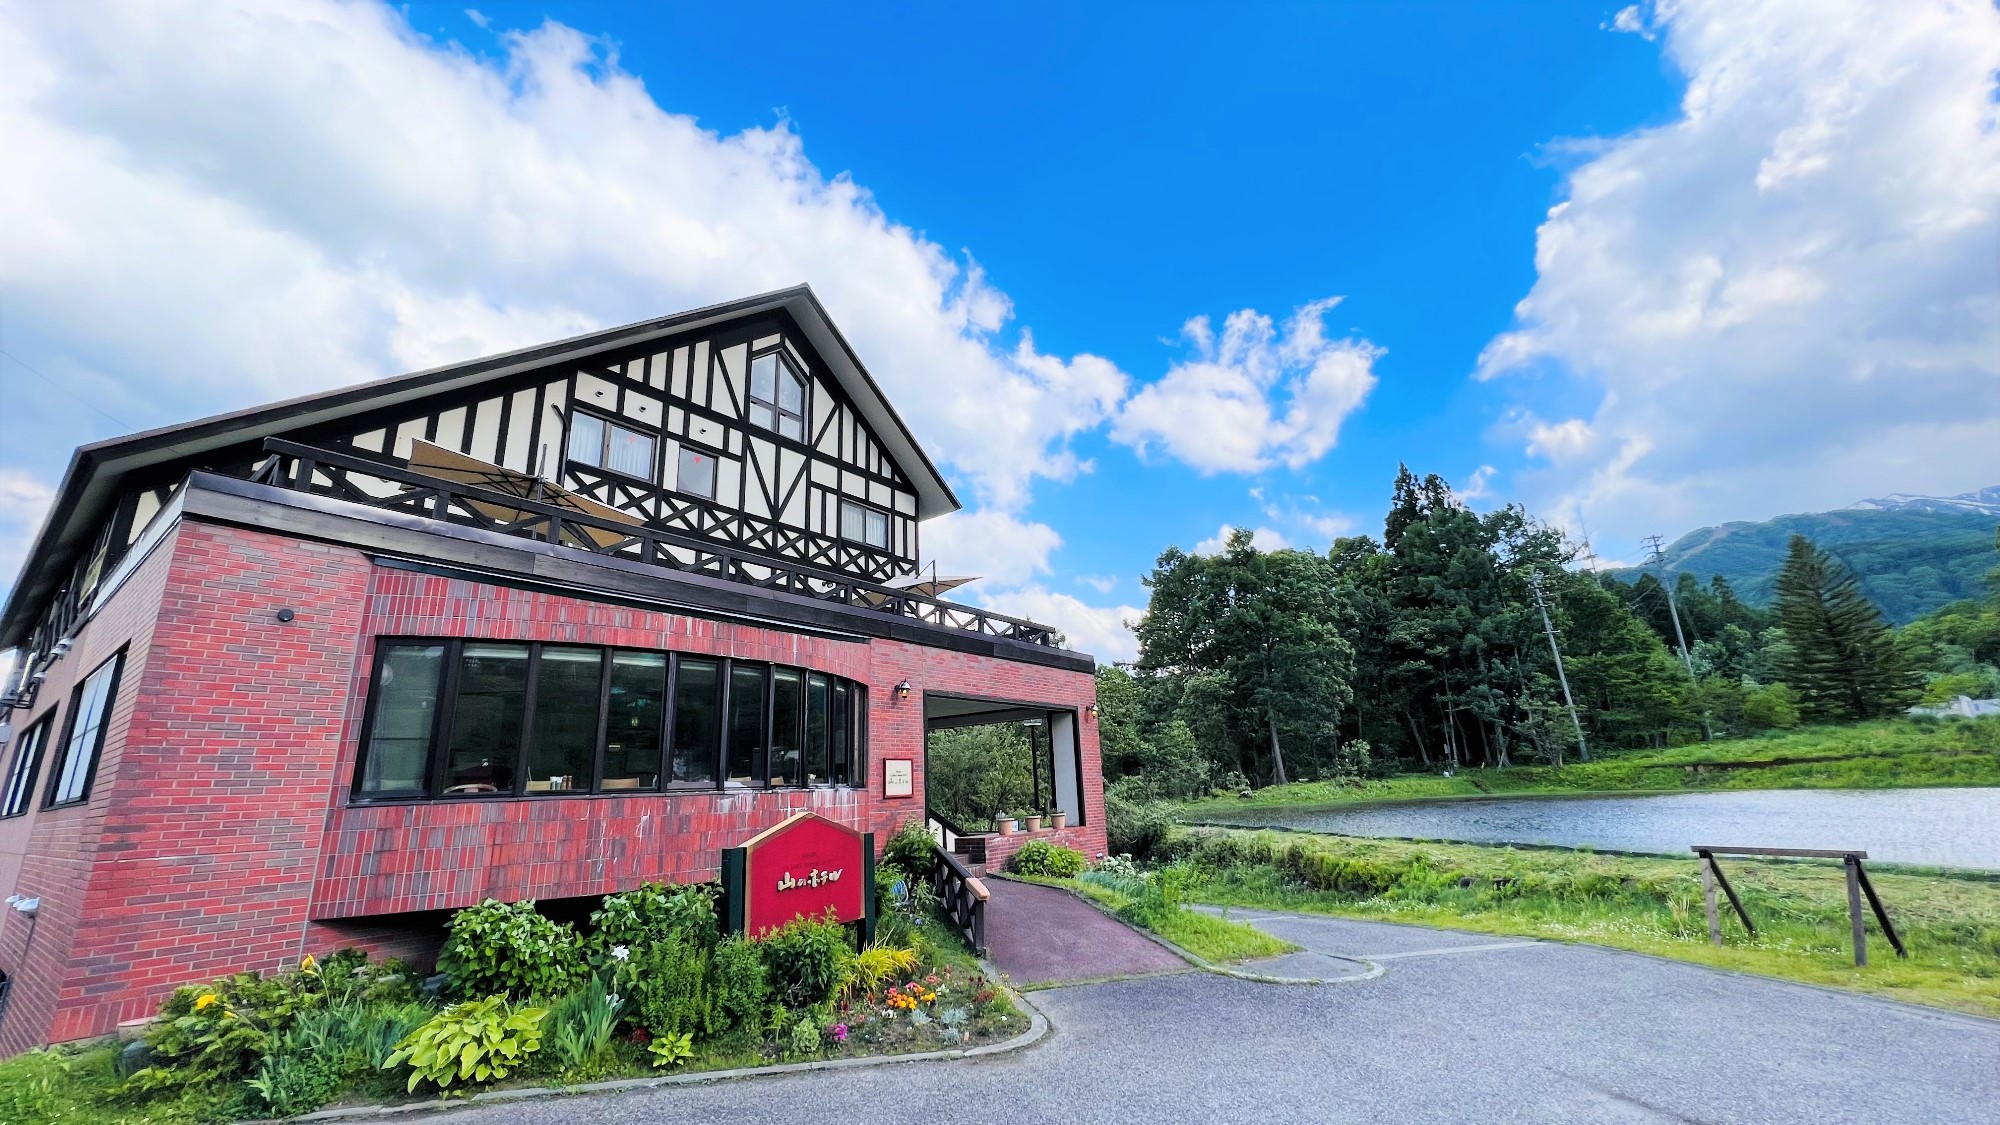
xmin=722 ymin=812 xmax=873 ymax=938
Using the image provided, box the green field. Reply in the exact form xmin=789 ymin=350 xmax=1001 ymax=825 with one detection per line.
xmin=1176 ymin=717 xmax=2000 ymax=817
xmin=1158 ymin=828 xmax=2000 ymax=1017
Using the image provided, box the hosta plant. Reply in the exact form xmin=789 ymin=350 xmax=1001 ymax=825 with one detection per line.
xmin=646 ymin=1031 xmax=695 ymax=1069
xmin=383 ymin=997 xmax=547 ymax=1093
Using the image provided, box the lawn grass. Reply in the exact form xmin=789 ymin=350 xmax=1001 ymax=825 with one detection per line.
xmin=0 ymin=1044 xmax=223 ymax=1125
xmin=1163 ymin=827 xmax=2000 ymax=1018
xmin=1177 ymin=716 xmax=2000 ymax=817
xmin=1010 ymin=873 xmax=1299 ymax=965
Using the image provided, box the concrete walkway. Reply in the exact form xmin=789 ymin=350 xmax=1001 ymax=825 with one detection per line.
xmin=979 ymin=877 xmax=1188 ymax=985
xmin=437 ymin=905 xmax=2000 ymax=1124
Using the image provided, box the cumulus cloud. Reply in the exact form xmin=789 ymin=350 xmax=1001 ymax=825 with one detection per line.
xmin=1075 ymin=574 xmax=1120 ymax=594
xmin=1480 ymin=0 xmax=2000 ymax=548
xmin=1459 ymin=465 xmax=1499 ymax=503
xmin=976 ymin=586 xmax=1145 ymax=664
xmin=1111 ymin=299 xmax=1382 ymax=473
xmin=0 ymin=471 xmax=56 ymax=590
xmin=1192 ymin=524 xmax=1289 ymax=556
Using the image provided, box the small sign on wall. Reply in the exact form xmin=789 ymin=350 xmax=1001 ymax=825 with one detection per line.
xmin=882 ymin=758 xmax=914 ymax=799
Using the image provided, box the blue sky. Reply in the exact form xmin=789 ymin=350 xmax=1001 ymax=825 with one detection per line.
xmin=2 ymin=1 xmax=1996 ymax=659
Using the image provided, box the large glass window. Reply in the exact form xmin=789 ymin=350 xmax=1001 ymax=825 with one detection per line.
xmin=839 ymin=500 xmax=890 ymax=549
xmin=47 ymin=652 xmax=122 ymax=807
xmin=748 ymin=352 xmax=806 ymax=441
xmin=526 ymin=647 xmax=602 ymax=794
xmin=443 ymin=644 xmax=529 ymax=795
xmin=602 ymin=652 xmax=665 ymax=790
xmin=669 ymin=658 xmax=720 ymax=788
xmin=569 ymin=410 xmax=657 ymax=480
xmin=769 ymin=668 xmax=803 ymax=787
xmin=2 ymin=716 xmax=53 ymax=818
xmin=805 ymin=673 xmax=830 ymax=785
xmin=726 ymin=663 xmax=767 ymax=787
xmin=358 ymin=643 xmax=445 ymax=796
xmin=348 ymin=639 xmax=868 ymax=801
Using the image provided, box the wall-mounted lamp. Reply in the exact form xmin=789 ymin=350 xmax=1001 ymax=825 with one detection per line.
xmin=275 ymin=608 xmax=296 ymax=624
xmin=1085 ymin=702 xmax=1100 ymax=719
xmin=9 ymin=895 xmax=39 ymax=916
xmin=894 ymin=680 xmax=912 ymax=701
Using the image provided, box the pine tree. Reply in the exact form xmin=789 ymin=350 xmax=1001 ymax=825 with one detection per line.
xmin=1773 ymin=534 xmax=1920 ymax=720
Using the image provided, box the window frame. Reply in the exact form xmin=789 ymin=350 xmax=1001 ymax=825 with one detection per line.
xmin=566 ymin=406 xmax=660 ymax=483
xmin=838 ymin=498 xmax=892 ymax=551
xmin=347 ymin=636 xmax=868 ymax=805
xmin=44 ymin=649 xmax=125 ymax=809
xmin=1 ymin=712 xmax=56 ymax=819
xmin=746 ymin=349 xmax=808 ymax=442
xmin=675 ymin=444 xmax=719 ymax=501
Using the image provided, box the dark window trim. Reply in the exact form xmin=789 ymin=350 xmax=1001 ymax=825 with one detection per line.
xmin=746 ymin=347 xmax=809 ymax=440
xmin=43 ymin=648 xmax=126 ymax=810
xmin=1 ymin=712 xmax=57 ymax=819
xmin=675 ymin=444 xmax=720 ymax=502
xmin=349 ymin=635 xmax=867 ymax=806
xmin=837 ymin=497 xmax=892 ymax=550
xmin=565 ymin=404 xmax=661 ymax=486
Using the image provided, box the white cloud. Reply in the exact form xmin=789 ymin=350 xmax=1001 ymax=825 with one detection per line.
xmin=920 ymin=509 xmax=1062 ymax=588
xmin=0 ymin=0 xmax=1130 ymax=522
xmin=1075 ymin=574 xmax=1120 ymax=594
xmin=1111 ymin=299 xmax=1382 ymax=473
xmin=1192 ymin=524 xmax=1289 ymax=556
xmin=1460 ymin=465 xmax=1499 ymax=502
xmin=1607 ymin=5 xmax=1656 ymax=39
xmin=1480 ymin=0 xmax=2000 ymax=552
xmin=0 ymin=471 xmax=56 ymax=594
xmin=976 ymin=586 xmax=1145 ymax=664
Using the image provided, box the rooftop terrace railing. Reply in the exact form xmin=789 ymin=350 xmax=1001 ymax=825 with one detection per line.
xmin=250 ymin=438 xmax=1063 ymax=649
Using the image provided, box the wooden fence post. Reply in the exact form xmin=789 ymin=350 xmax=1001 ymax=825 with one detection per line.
xmin=1700 ymin=853 xmax=1722 ymax=946
xmin=1845 ymin=856 xmax=1867 ymax=968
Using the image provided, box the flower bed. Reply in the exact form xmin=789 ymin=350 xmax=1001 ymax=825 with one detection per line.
xmin=0 ymin=827 xmax=1022 ymax=1124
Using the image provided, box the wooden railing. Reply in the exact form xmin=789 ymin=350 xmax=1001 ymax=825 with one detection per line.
xmin=249 ymin=439 xmax=1062 ymax=648
xmin=930 ymin=844 xmax=989 ymax=956
xmin=1693 ymin=845 xmax=1906 ymax=967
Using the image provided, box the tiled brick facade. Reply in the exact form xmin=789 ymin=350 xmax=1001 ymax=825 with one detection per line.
xmin=0 ymin=517 xmax=1103 ymax=1054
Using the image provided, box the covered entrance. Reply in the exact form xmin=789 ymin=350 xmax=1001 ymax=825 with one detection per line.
xmin=920 ymin=691 xmax=1090 ymax=874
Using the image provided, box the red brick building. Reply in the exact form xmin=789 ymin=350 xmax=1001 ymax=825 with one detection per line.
xmin=0 ymin=288 xmax=1104 ymax=1055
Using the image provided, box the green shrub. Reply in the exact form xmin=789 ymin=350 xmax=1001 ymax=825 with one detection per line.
xmin=589 ymin=882 xmax=719 ymax=964
xmin=1105 ymin=791 xmax=1175 ymax=860
xmin=709 ymin=934 xmax=769 ymax=1036
xmin=545 ymin=975 xmax=623 ymax=1080
xmin=128 ymin=971 xmax=310 ymax=1093
xmin=882 ymin=820 xmax=936 ymax=873
xmin=756 ymin=911 xmax=856 ymax=1009
xmin=1009 ymin=840 xmax=1087 ymax=878
xmin=438 ymin=898 xmax=585 ymax=1000
xmin=629 ymin=930 xmax=714 ymax=1040
xmin=384 ymin=996 xmax=547 ymax=1093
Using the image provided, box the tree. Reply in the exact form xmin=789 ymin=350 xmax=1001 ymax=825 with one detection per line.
xmin=1773 ymin=534 xmax=1920 ymax=720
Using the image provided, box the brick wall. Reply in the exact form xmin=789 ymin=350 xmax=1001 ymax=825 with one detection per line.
xmin=1 ymin=520 xmax=1103 ymax=1052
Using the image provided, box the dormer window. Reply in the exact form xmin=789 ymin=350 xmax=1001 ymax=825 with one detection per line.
xmin=569 ymin=410 xmax=656 ymax=480
xmin=748 ymin=352 xmax=806 ymax=441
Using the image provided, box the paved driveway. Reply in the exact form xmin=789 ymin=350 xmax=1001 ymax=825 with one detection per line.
xmin=439 ymin=909 xmax=2000 ymax=1125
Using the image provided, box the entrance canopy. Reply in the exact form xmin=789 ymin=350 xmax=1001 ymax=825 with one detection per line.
xmin=921 ymin=691 xmax=1085 ymax=840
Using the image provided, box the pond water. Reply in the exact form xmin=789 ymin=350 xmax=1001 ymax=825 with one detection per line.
xmin=1202 ymin=787 xmax=2000 ymax=871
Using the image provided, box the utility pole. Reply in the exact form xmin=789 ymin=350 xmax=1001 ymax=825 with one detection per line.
xmin=1643 ymin=535 xmax=1697 ymax=679
xmin=1529 ymin=571 xmax=1588 ymax=763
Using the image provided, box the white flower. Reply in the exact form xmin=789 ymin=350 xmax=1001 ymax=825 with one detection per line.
xmin=607 ymin=993 xmax=622 ymax=1008
xmin=611 ymin=945 xmax=630 ymax=961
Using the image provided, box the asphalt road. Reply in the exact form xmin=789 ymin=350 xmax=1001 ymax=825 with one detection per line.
xmin=436 ymin=910 xmax=2000 ymax=1125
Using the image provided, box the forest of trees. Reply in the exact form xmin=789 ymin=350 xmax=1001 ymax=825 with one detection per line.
xmin=1092 ymin=467 xmax=1987 ymax=801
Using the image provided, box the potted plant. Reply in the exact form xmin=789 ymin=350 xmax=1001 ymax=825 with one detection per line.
xmin=1023 ymin=810 xmax=1045 ymax=833
xmin=994 ymin=811 xmax=1018 ymax=835
xmin=1049 ymin=808 xmax=1068 ymax=830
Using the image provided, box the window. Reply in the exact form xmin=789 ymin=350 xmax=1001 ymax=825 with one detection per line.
xmin=725 ymin=662 xmax=766 ymax=787
xmin=569 ymin=410 xmax=657 ymax=480
xmin=748 ymin=352 xmax=806 ymax=441
xmin=525 ymin=647 xmax=602 ymax=793
xmin=678 ymin=446 xmax=717 ymax=499
xmin=670 ymin=658 xmax=720 ymax=788
xmin=347 ymin=639 xmax=868 ymax=801
xmin=47 ymin=651 xmax=123 ymax=807
xmin=357 ymin=643 xmax=445 ymax=796
xmin=602 ymin=652 xmax=665 ymax=790
xmin=839 ymin=500 xmax=890 ymax=550
xmin=2 ymin=716 xmax=54 ymax=818
xmin=442 ymin=644 xmax=529 ymax=795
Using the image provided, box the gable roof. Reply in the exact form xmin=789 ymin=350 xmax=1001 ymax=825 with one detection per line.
xmin=1 ymin=286 xmax=960 ymax=649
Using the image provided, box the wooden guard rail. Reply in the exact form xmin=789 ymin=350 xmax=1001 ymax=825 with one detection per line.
xmin=931 ymin=844 xmax=988 ymax=957
xmin=1692 ymin=846 xmax=1906 ymax=967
